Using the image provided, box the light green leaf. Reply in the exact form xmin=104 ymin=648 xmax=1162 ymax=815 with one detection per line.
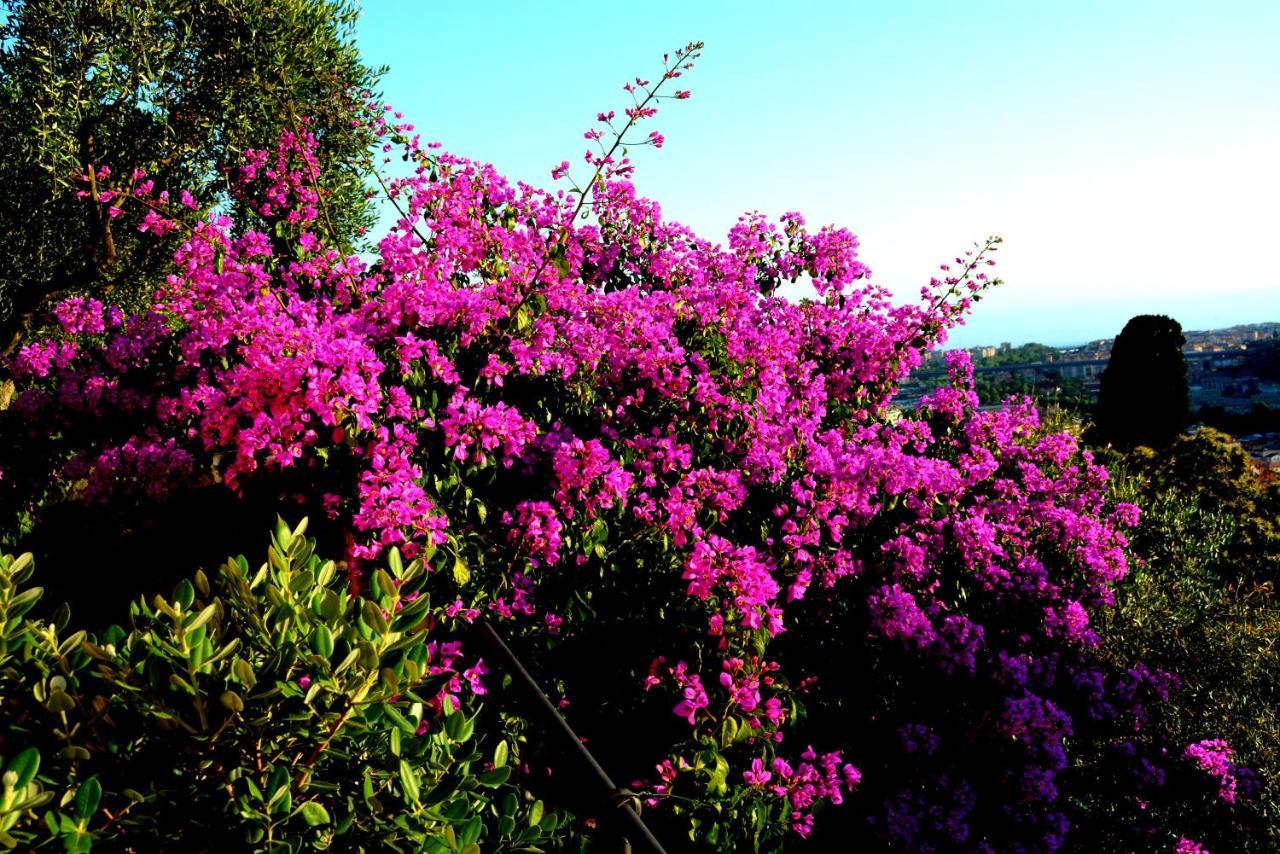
xmin=6 ymin=747 xmax=40 ymax=790
xmin=452 ymin=555 xmax=470 ymax=586
xmin=299 ymin=801 xmax=330 ymax=826
xmin=399 ymin=759 xmax=420 ymax=804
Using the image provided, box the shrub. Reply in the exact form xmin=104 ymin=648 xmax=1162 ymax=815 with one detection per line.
xmin=0 ymin=519 xmax=557 ymax=851
xmin=1091 ymin=460 xmax=1280 ymax=851
xmin=1112 ymin=429 xmax=1280 ymax=585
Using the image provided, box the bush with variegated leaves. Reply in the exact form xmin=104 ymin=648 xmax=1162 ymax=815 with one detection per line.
xmin=0 ymin=520 xmax=557 ymax=851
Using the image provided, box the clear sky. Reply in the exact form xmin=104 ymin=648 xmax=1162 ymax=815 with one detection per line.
xmin=356 ymin=1 xmax=1279 ymax=348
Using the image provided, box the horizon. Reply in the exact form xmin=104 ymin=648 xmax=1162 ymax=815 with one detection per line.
xmin=356 ymin=1 xmax=1279 ymax=348
xmin=951 ymin=317 xmax=1280 ymax=352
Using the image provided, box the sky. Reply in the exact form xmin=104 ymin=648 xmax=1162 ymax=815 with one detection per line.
xmin=356 ymin=1 xmax=1279 ymax=348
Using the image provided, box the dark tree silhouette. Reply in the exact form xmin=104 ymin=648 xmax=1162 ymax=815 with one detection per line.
xmin=1095 ymin=314 xmax=1189 ymax=447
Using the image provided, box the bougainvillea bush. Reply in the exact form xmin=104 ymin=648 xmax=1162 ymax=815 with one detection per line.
xmin=0 ymin=44 xmax=1254 ymax=850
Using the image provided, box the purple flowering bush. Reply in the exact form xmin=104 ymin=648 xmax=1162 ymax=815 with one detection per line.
xmin=0 ymin=43 xmax=1254 ymax=850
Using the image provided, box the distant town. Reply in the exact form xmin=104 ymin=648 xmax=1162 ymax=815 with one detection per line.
xmin=900 ymin=321 xmax=1280 ymax=471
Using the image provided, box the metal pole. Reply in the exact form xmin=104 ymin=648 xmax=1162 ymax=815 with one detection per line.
xmin=473 ymin=620 xmax=667 ymax=854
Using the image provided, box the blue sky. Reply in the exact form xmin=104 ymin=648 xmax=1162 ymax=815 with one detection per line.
xmin=356 ymin=1 xmax=1279 ymax=348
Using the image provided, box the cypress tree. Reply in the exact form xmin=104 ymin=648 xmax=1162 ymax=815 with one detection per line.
xmin=1096 ymin=314 xmax=1190 ymax=447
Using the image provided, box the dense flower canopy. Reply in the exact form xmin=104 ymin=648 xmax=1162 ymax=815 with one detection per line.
xmin=0 ymin=43 xmax=1242 ymax=851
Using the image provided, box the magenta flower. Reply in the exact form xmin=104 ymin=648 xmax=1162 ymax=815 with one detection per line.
xmin=743 ymin=758 xmax=772 ymax=787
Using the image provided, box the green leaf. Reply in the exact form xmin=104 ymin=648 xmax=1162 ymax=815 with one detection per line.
xmin=720 ymin=716 xmax=739 ymax=748
xmin=381 ymin=667 xmax=399 ymax=692
xmin=381 ymin=703 xmax=416 ymax=734
xmin=477 ymin=767 xmax=511 ymax=788
xmin=312 ymin=625 xmax=334 ymax=658
xmin=8 ymin=587 xmax=43 ymax=617
xmin=398 ymin=759 xmax=420 ymax=804
xmin=185 ymin=602 xmax=217 ymax=634
xmin=528 ymin=799 xmax=544 ymax=827
xmin=174 ymin=579 xmax=196 ymax=612
xmin=443 ymin=710 xmax=466 ymax=741
xmin=6 ymin=747 xmax=40 ymax=790
xmin=707 ymin=752 xmax=729 ymax=796
xmin=361 ymin=600 xmax=389 ymax=634
xmin=267 ymin=766 xmax=290 ymax=801
xmin=152 ymin=595 xmax=178 ymax=620
xmin=5 ymin=552 xmax=32 ymax=578
xmin=493 ymin=740 xmax=509 ymax=768
xmin=452 ymin=555 xmax=470 ymax=586
xmin=299 ymin=801 xmax=330 ymax=826
xmin=232 ymin=657 xmax=257 ymax=687
xmin=45 ymin=689 xmax=76 ymax=713
xmin=204 ymin=637 xmax=240 ymax=668
xmin=275 ymin=516 xmax=292 ymax=551
xmin=318 ymin=589 xmax=343 ymax=620
xmin=458 ymin=816 xmax=482 ymax=847
xmin=335 ymin=647 xmax=361 ymax=675
xmin=73 ymin=777 xmax=101 ymax=823
xmin=374 ymin=569 xmax=396 ymax=599
xmin=57 ymin=630 xmax=87 ymax=658
xmin=551 ymin=249 xmax=570 ymax=278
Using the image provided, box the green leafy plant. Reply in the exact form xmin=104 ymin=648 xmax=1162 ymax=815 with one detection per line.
xmin=1092 ymin=467 xmax=1280 ymax=851
xmin=0 ymin=519 xmax=558 ymax=851
xmin=0 ymin=0 xmax=381 ymax=350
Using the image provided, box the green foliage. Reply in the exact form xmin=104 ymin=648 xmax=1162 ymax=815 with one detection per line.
xmin=1115 ymin=428 xmax=1280 ymax=584
xmin=970 ymin=341 xmax=1060 ymax=368
xmin=972 ymin=371 xmax=1092 ymax=417
xmin=0 ymin=0 xmax=381 ymax=348
xmin=1094 ymin=314 xmax=1190 ymax=448
xmin=0 ymin=520 xmax=557 ymax=851
xmin=1096 ymin=451 xmax=1280 ymax=850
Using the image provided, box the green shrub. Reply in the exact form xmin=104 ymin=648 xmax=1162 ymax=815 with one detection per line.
xmin=0 ymin=519 xmax=557 ymax=851
xmin=1097 ymin=477 xmax=1280 ymax=850
xmin=1108 ymin=428 xmax=1280 ymax=585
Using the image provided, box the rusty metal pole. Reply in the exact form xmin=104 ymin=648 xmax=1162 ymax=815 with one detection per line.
xmin=473 ymin=620 xmax=667 ymax=854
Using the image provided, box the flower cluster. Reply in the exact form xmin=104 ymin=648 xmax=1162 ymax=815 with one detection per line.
xmin=1185 ymin=739 xmax=1250 ymax=805
xmin=743 ymin=747 xmax=862 ymax=837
